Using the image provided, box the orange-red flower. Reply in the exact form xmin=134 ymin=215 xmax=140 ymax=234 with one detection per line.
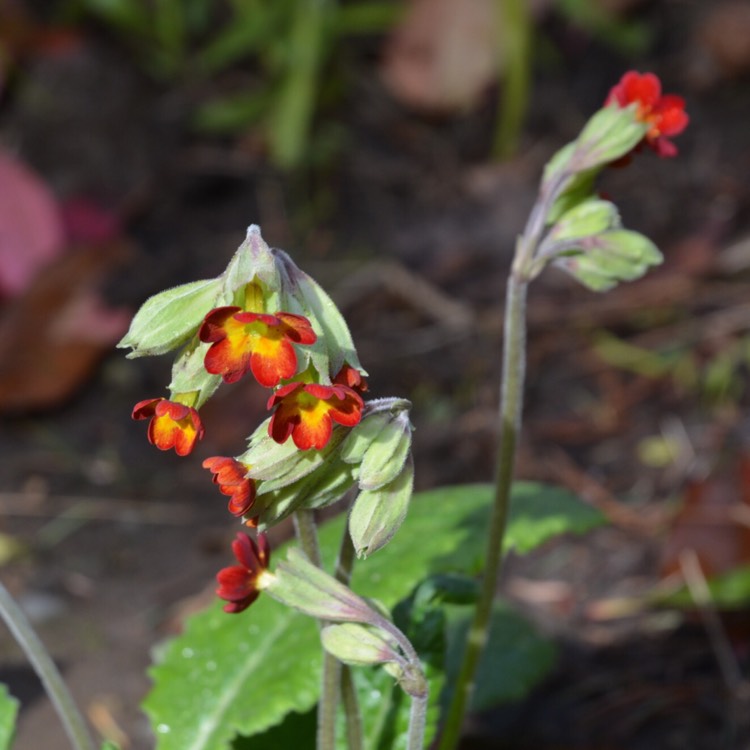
xmin=216 ymin=532 xmax=271 ymax=613
xmin=333 ymin=363 xmax=368 ymax=395
xmin=132 ymin=398 xmax=204 ymax=456
xmin=267 ymin=383 xmax=364 ymax=450
xmin=606 ymin=71 xmax=688 ymax=158
xmin=199 ymin=307 xmax=317 ymax=387
xmin=203 ymin=456 xmax=256 ymax=518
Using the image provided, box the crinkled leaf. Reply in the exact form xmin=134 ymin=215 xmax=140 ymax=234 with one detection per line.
xmin=443 ymin=601 xmax=557 ymax=710
xmin=0 ymin=684 xmax=18 ymax=750
xmin=118 ymin=278 xmax=222 ymax=358
xmin=145 ymin=482 xmax=603 ymax=749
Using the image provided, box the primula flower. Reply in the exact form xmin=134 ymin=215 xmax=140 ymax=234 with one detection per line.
xmin=606 ymin=71 xmax=688 ymax=158
xmin=216 ymin=532 xmax=271 ymax=614
xmin=132 ymin=398 xmax=204 ymax=456
xmin=333 ymin=363 xmax=369 ymax=395
xmin=203 ymin=456 xmax=256 ymax=518
xmin=268 ymin=383 xmax=364 ymax=451
xmin=199 ymin=307 xmax=317 ymax=387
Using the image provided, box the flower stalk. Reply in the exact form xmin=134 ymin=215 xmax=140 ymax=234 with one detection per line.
xmin=0 ymin=580 xmax=96 ymax=750
xmin=438 ymin=270 xmax=528 ymax=750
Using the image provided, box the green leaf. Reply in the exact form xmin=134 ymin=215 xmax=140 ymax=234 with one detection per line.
xmin=0 ymin=684 xmax=18 ymax=750
xmin=232 ymin=710 xmax=315 ymax=749
xmin=443 ymin=602 xmax=557 ymax=710
xmin=144 ymin=483 xmax=603 ymax=749
xmin=192 ymin=92 xmax=272 ymax=134
xmin=657 ymin=564 xmax=750 ymax=610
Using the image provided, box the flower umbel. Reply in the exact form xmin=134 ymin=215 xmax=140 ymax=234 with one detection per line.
xmin=203 ymin=457 xmax=256 ymax=518
xmin=131 ymin=398 xmax=204 ymax=456
xmin=606 ymin=71 xmax=688 ymax=158
xmin=268 ymin=383 xmax=364 ymax=450
xmin=216 ymin=532 xmax=271 ymax=613
xmin=199 ymin=307 xmax=317 ymax=387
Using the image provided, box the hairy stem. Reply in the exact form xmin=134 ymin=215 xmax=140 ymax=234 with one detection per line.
xmin=438 ymin=273 xmax=528 ymax=749
xmin=293 ymin=510 xmax=338 ymax=750
xmin=407 ymin=693 xmax=429 ymax=750
xmin=0 ymin=579 xmax=96 ymax=750
xmin=335 ymin=530 xmax=363 ymax=750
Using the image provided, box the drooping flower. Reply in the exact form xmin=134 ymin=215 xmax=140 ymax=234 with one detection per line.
xmin=216 ymin=532 xmax=271 ymax=613
xmin=132 ymin=398 xmax=204 ymax=456
xmin=333 ymin=363 xmax=369 ymax=395
xmin=606 ymin=71 xmax=688 ymax=158
xmin=268 ymin=383 xmax=364 ymax=451
xmin=203 ymin=456 xmax=256 ymax=518
xmin=199 ymin=307 xmax=317 ymax=387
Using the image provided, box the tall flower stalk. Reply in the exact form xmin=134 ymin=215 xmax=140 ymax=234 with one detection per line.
xmin=439 ymin=71 xmax=688 ymax=748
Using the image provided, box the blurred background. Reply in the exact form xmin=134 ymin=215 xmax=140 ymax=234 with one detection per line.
xmin=1 ymin=0 xmax=750 ymax=747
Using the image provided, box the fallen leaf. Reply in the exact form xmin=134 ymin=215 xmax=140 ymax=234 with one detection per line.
xmin=0 ymin=242 xmax=131 ymax=412
xmin=660 ymin=455 xmax=750 ymax=580
xmin=380 ymin=0 xmax=501 ymax=113
xmin=0 ymin=148 xmax=65 ymax=297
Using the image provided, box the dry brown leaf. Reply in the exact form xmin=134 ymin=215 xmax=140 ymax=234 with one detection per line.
xmin=380 ymin=0 xmax=501 ymax=113
xmin=0 ymin=242 xmax=131 ymax=412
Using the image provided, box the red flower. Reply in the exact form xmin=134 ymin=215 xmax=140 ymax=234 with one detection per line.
xmin=267 ymin=383 xmax=364 ymax=450
xmin=203 ymin=457 xmax=256 ymax=518
xmin=606 ymin=71 xmax=688 ymax=158
xmin=333 ymin=363 xmax=369 ymax=395
xmin=199 ymin=307 xmax=317 ymax=387
xmin=132 ymin=398 xmax=204 ymax=456
xmin=216 ymin=532 xmax=271 ymax=613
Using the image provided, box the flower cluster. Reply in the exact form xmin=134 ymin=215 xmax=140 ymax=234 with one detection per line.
xmin=119 ymin=226 xmax=408 ymax=614
xmin=606 ymin=71 xmax=688 ymax=158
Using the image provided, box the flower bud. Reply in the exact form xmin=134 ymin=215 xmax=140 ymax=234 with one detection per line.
xmin=321 ymin=623 xmax=402 ymax=667
xmin=267 ymin=548 xmax=380 ymax=623
xmin=554 ymin=229 xmax=662 ymax=292
xmin=222 ymin=225 xmax=282 ymax=302
xmin=118 ymin=278 xmax=223 ymax=358
xmin=349 ymin=455 xmax=414 ymax=558
xmin=568 ymin=105 xmax=648 ymax=172
xmin=274 ymin=250 xmax=366 ymax=384
xmin=358 ymin=410 xmax=413 ymax=491
xmin=547 ymin=199 xmax=620 ymax=244
xmin=168 ymin=340 xmax=222 ymax=409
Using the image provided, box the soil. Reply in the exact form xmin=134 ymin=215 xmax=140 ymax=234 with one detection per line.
xmin=2 ymin=1 xmax=750 ymax=749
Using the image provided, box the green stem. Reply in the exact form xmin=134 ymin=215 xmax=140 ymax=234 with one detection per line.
xmin=438 ymin=273 xmax=528 ymax=750
xmin=0 ymin=579 xmax=96 ymax=750
xmin=335 ymin=530 xmax=363 ymax=750
xmin=407 ymin=694 xmax=429 ymax=750
xmin=293 ymin=510 xmax=338 ymax=750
